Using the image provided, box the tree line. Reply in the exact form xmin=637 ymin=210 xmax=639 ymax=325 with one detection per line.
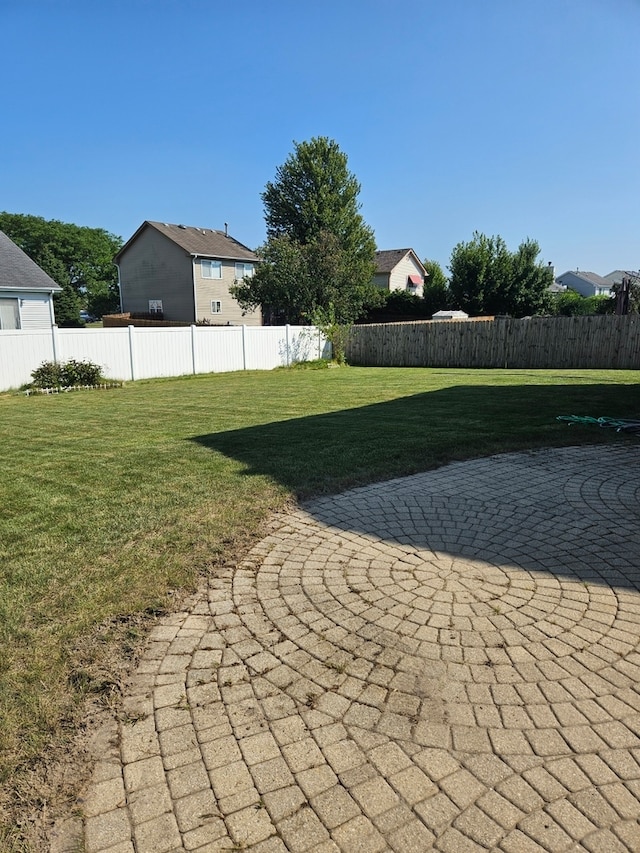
xmin=0 ymin=212 xmax=122 ymax=325
xmin=1 ymin=137 xmax=631 ymax=331
xmin=232 ymin=137 xmax=615 ymax=331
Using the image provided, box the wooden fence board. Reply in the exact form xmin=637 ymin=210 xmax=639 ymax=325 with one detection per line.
xmin=346 ymin=316 xmax=640 ymax=369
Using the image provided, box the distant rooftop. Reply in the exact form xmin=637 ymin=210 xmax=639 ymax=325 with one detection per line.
xmin=0 ymin=230 xmax=62 ymax=292
xmin=375 ymin=249 xmax=425 ymax=274
xmin=555 ymin=270 xmax=611 ymax=287
xmin=115 ymin=221 xmax=258 ymax=263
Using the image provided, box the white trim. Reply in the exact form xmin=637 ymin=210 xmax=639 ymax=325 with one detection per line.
xmin=200 ymin=259 xmax=222 ymax=279
xmin=191 ymin=257 xmax=198 ymax=323
xmin=0 ymin=286 xmax=62 ymax=293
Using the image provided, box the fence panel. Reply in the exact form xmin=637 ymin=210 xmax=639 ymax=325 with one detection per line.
xmin=53 ymin=327 xmax=134 ymax=380
xmin=244 ymin=325 xmax=324 ymax=370
xmin=128 ymin=327 xmax=194 ymax=379
xmin=194 ymin=326 xmax=244 ymax=373
xmin=0 ymin=325 xmax=329 ymax=391
xmin=0 ymin=330 xmax=54 ymax=389
xmin=346 ymin=316 xmax=640 ymax=369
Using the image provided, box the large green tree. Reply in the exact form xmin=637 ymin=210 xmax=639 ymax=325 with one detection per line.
xmin=448 ymin=232 xmax=553 ymax=317
xmin=422 ymin=259 xmax=450 ymax=316
xmin=0 ymin=212 xmax=123 ymax=322
xmin=233 ymin=137 xmax=377 ymax=326
xmin=234 ymin=230 xmax=381 ymax=327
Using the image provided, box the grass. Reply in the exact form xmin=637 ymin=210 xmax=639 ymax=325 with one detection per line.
xmin=1 ymin=365 xmax=639 ymax=844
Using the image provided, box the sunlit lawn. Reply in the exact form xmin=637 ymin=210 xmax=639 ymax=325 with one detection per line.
xmin=1 ymin=365 xmax=638 ymax=842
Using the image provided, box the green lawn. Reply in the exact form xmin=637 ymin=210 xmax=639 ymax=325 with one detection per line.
xmin=1 ymin=366 xmax=639 ymax=842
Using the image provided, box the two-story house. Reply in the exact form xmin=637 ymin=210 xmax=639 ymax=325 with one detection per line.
xmin=114 ymin=221 xmax=262 ymax=325
xmin=373 ymin=249 xmax=426 ymax=298
xmin=554 ymin=270 xmax=612 ymax=298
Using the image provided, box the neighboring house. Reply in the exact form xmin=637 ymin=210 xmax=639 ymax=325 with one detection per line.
xmin=603 ymin=269 xmax=640 ymax=287
xmin=554 ymin=270 xmax=612 ymax=298
xmin=0 ymin=230 xmax=62 ymax=330
xmin=114 ymin=221 xmax=262 ymax=325
xmin=373 ymin=249 xmax=427 ymax=298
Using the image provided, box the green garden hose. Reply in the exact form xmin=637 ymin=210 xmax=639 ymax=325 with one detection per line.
xmin=557 ymin=415 xmax=640 ymax=434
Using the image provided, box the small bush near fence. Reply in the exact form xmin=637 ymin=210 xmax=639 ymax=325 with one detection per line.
xmin=30 ymin=358 xmax=105 ymax=389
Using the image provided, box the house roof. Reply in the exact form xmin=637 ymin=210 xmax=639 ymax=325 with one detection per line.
xmin=0 ymin=230 xmax=62 ymax=292
xmin=555 ymin=270 xmax=611 ymax=288
xmin=375 ymin=248 xmax=426 ymax=276
xmin=114 ymin=221 xmax=259 ymax=263
xmin=603 ymin=269 xmax=640 ymax=284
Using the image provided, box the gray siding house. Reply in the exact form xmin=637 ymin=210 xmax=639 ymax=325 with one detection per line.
xmin=554 ymin=270 xmax=612 ymax=298
xmin=114 ymin=221 xmax=262 ymax=325
xmin=373 ymin=249 xmax=426 ymax=297
xmin=603 ymin=269 xmax=639 ymax=287
xmin=0 ymin=230 xmax=62 ymax=329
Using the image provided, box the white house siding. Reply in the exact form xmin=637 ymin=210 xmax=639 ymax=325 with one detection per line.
xmin=0 ymin=291 xmax=56 ymax=330
xmin=118 ymin=228 xmax=195 ymax=321
xmin=193 ymin=260 xmax=262 ymax=326
xmin=555 ymin=271 xmax=611 ymax=298
xmin=19 ymin=294 xmax=55 ymax=329
xmin=388 ymin=255 xmax=424 ymax=297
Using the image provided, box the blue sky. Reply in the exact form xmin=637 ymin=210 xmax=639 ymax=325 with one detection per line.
xmin=1 ymin=0 xmax=638 ymax=276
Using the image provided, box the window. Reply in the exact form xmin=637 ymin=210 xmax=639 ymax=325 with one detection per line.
xmin=201 ymin=259 xmax=222 ymax=279
xmin=211 ymin=300 xmax=222 ymax=314
xmin=148 ymin=299 xmax=163 ymax=313
xmin=0 ymin=298 xmax=20 ymax=330
xmin=235 ymin=262 xmax=254 ymax=280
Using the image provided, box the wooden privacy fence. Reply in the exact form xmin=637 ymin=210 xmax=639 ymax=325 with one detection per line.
xmin=346 ymin=315 xmax=640 ymax=369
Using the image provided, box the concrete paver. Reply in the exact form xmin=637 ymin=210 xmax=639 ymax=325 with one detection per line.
xmin=80 ymin=445 xmax=640 ymax=851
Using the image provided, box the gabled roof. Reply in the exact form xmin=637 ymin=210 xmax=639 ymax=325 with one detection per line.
xmin=555 ymin=270 xmax=611 ymax=288
xmin=0 ymin=230 xmax=62 ymax=292
xmin=375 ymin=248 xmax=426 ymax=275
xmin=114 ymin=221 xmax=259 ymax=263
xmin=603 ymin=270 xmax=640 ymax=284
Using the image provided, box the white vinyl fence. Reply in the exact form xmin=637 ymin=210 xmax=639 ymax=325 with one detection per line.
xmin=0 ymin=324 xmax=330 ymax=391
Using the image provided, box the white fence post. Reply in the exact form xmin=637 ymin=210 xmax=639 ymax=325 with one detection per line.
xmin=51 ymin=324 xmax=60 ymax=363
xmin=242 ymin=325 xmax=247 ymax=370
xmin=128 ymin=325 xmax=136 ymax=381
xmin=0 ymin=324 xmax=335 ymax=392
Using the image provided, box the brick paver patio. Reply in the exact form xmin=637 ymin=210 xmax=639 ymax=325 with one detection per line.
xmin=79 ymin=445 xmax=640 ymax=852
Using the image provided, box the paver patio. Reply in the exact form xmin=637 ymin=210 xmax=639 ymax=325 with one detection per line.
xmin=78 ymin=445 xmax=640 ymax=852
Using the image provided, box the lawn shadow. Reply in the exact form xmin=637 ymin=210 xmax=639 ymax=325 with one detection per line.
xmin=192 ymin=382 xmax=640 ymax=591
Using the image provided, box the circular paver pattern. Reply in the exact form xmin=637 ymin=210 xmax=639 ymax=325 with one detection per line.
xmin=81 ymin=445 xmax=640 ymax=853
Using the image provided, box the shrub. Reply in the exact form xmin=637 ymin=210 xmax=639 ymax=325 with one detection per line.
xmin=61 ymin=358 xmax=103 ymax=386
xmin=551 ymin=291 xmax=614 ymax=317
xmin=30 ymin=359 xmax=104 ymax=389
xmin=30 ymin=361 xmax=64 ymax=388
